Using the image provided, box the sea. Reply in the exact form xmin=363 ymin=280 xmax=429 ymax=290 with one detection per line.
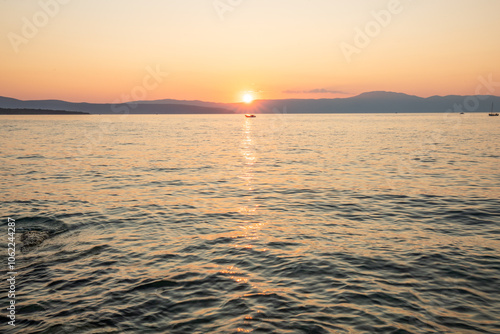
xmin=1 ymin=113 xmax=499 ymax=333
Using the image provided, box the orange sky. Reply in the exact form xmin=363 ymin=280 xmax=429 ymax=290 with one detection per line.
xmin=1 ymin=0 xmax=499 ymax=103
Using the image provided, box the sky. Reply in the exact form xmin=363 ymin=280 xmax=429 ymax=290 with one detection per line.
xmin=1 ymin=0 xmax=499 ymax=103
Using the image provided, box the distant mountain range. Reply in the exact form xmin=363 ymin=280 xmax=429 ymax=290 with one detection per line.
xmin=1 ymin=91 xmax=498 ymax=114
xmin=0 ymin=108 xmax=89 ymax=115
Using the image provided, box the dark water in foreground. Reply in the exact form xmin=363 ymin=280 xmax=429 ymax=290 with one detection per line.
xmin=1 ymin=113 xmax=500 ymax=333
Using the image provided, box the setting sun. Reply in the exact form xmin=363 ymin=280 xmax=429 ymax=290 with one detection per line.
xmin=1 ymin=1 xmax=500 ymax=333
xmin=243 ymin=93 xmax=254 ymax=104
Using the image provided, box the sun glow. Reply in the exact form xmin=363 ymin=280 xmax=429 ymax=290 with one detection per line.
xmin=243 ymin=93 xmax=254 ymax=104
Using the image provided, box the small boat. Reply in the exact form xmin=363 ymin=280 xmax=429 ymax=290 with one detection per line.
xmin=245 ymin=114 xmax=256 ymax=118
xmin=489 ymin=102 xmax=499 ymax=116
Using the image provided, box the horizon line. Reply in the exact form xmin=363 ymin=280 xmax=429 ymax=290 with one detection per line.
xmin=2 ymin=91 xmax=500 ymax=105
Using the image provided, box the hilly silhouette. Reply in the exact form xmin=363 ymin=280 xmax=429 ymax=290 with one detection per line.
xmin=0 ymin=107 xmax=89 ymax=115
xmin=1 ymin=92 xmax=498 ymax=114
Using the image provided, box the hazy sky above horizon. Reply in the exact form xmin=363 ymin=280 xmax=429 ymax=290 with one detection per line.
xmin=1 ymin=0 xmax=499 ymax=103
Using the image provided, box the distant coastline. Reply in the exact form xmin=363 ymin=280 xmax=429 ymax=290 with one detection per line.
xmin=1 ymin=92 xmax=499 ymax=114
xmin=0 ymin=108 xmax=89 ymax=115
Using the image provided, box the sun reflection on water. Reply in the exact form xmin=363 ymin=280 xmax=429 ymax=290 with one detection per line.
xmin=213 ymin=117 xmax=271 ymax=298
xmin=239 ymin=117 xmax=258 ymax=203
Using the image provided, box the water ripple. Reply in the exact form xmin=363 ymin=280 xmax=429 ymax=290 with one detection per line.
xmin=1 ymin=114 xmax=499 ymax=333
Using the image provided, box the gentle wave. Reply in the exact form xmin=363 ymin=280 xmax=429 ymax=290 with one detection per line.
xmin=1 ymin=114 xmax=499 ymax=333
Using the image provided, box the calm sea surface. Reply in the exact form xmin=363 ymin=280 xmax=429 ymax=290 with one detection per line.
xmin=1 ymin=113 xmax=499 ymax=333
